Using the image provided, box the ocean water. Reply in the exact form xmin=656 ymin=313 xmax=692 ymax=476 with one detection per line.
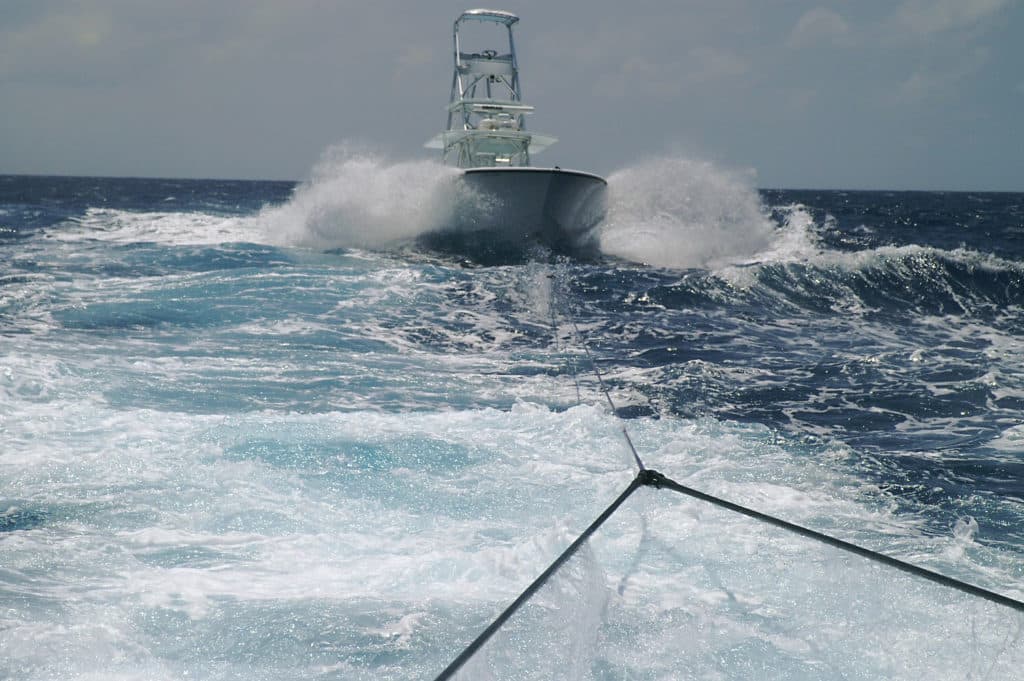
xmin=2 ymin=151 xmax=1023 ymax=680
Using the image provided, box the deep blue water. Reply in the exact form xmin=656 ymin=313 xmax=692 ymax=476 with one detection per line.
xmin=2 ymin=165 xmax=1022 ymax=679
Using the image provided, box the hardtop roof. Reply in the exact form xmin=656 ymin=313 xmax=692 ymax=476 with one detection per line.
xmin=458 ymin=9 xmax=519 ymax=26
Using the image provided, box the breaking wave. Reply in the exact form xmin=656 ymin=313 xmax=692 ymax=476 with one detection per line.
xmin=636 ymin=240 xmax=1024 ymax=319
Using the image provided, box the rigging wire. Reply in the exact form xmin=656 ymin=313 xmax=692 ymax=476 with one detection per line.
xmin=640 ymin=468 xmax=1024 ymax=614
xmin=432 ymin=476 xmax=646 ymax=681
xmin=558 ymin=282 xmax=645 ymax=471
xmin=429 ymin=267 xmax=1024 ymax=680
xmin=432 ymin=467 xmax=1024 ymax=681
xmin=546 ymin=271 xmax=582 ymax=405
xmin=554 ymin=271 xmax=1022 ymax=611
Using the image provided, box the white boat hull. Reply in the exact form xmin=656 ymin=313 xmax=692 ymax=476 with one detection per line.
xmin=425 ymin=167 xmax=607 ymax=262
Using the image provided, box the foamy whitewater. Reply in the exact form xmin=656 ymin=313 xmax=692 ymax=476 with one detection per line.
xmin=1 ymin=154 xmax=1022 ymax=680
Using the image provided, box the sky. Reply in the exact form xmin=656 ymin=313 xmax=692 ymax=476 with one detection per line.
xmin=1 ymin=0 xmax=1021 ymax=190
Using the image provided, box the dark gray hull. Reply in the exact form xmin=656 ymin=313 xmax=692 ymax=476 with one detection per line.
xmin=424 ymin=167 xmax=607 ymax=262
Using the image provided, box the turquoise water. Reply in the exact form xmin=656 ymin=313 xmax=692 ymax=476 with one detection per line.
xmin=2 ymin=156 xmax=1022 ymax=679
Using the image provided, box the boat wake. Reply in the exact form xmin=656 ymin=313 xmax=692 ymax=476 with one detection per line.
xmin=4 ymin=172 xmax=1023 ymax=679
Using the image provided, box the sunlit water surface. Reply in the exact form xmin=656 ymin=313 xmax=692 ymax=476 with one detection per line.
xmin=2 ymin=157 xmax=1023 ymax=679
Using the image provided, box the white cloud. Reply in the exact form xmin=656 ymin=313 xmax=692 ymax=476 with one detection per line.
xmin=596 ymin=47 xmax=748 ymax=99
xmin=0 ymin=7 xmax=112 ymax=83
xmin=0 ymin=2 xmax=246 ymax=86
xmin=689 ymin=47 xmax=749 ymax=83
xmin=787 ymin=7 xmax=852 ymax=49
xmin=896 ymin=47 xmax=990 ymax=102
xmin=891 ymin=0 xmax=1010 ymax=36
xmin=2 ymin=1 xmax=1021 ymax=188
xmin=393 ymin=44 xmax=436 ymax=80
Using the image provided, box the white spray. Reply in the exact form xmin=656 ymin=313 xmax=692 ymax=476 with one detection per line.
xmin=598 ymin=156 xmax=777 ymax=269
xmin=259 ymin=144 xmax=470 ymax=250
xmin=259 ymin=146 xmax=814 ymax=268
